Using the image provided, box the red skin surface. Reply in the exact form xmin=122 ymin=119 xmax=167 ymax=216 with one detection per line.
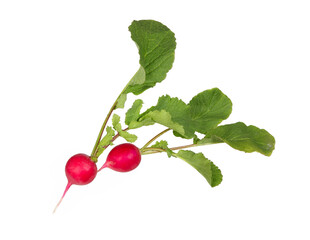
xmin=65 ymin=153 xmax=97 ymax=185
xmin=53 ymin=154 xmax=97 ymax=213
xmin=104 ymin=143 xmax=141 ymax=172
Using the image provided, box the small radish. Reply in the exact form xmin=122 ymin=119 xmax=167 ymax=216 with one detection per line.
xmin=98 ymin=143 xmax=141 ymax=172
xmin=53 ymin=153 xmax=97 ymax=213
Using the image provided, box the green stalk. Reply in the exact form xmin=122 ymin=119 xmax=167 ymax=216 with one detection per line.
xmin=91 ymin=101 xmax=117 ymax=158
xmin=90 ymin=83 xmax=130 ymax=159
xmin=140 ymin=147 xmax=167 ymax=155
xmin=141 ymin=141 xmax=217 ymax=155
xmin=170 ymin=143 xmax=197 ymax=151
xmin=140 ymin=128 xmax=171 ymax=152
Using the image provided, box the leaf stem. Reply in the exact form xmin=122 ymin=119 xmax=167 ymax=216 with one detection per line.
xmin=170 ymin=143 xmax=197 ymax=151
xmin=103 ymin=127 xmax=129 ymax=149
xmin=141 ymin=147 xmax=178 ymax=158
xmin=140 ymin=128 xmax=171 ymax=151
xmin=90 ymin=82 xmax=130 ymax=159
xmin=141 ymin=141 xmax=216 ymax=155
xmin=91 ymin=101 xmax=117 ymax=158
xmin=141 ymin=147 xmax=167 ymax=154
xmin=169 ymin=140 xmax=217 ymax=151
xmin=111 ymin=127 xmax=129 ymax=143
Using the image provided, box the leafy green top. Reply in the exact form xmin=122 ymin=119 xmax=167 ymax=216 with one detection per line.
xmin=125 ymin=20 xmax=176 ymax=95
xmin=90 ymin=19 xmax=275 ymax=188
xmin=200 ymin=122 xmax=275 ymax=156
xmin=125 ymin=88 xmax=233 ymax=139
xmin=176 ymin=150 xmax=223 ymax=187
xmin=189 ymin=88 xmax=232 ymax=134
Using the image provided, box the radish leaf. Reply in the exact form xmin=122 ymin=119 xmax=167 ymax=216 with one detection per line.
xmin=188 ymin=88 xmax=232 ymax=134
xmin=139 ymin=95 xmax=195 ymax=138
xmin=132 ymin=88 xmax=232 ymax=139
xmin=112 ymin=114 xmax=137 ymax=142
xmin=202 ymin=122 xmax=275 ymax=156
xmin=125 ymin=99 xmax=144 ymax=128
xmin=116 ymin=94 xmax=127 ymax=109
xmin=125 ymin=20 xmax=176 ymax=95
xmin=175 ymin=150 xmax=222 ymax=187
xmin=151 ymin=140 xmax=173 ymax=157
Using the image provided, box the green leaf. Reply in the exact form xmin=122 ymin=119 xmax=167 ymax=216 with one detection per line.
xmin=98 ymin=127 xmax=115 ymax=147
xmin=112 ymin=114 xmax=138 ymax=143
xmin=119 ymin=130 xmax=138 ymax=143
xmin=151 ymin=140 xmax=173 ymax=157
xmin=128 ymin=66 xmax=145 ymax=86
xmin=115 ymin=93 xmax=127 ymax=109
xmin=188 ymin=88 xmax=232 ymax=134
xmin=95 ymin=126 xmax=116 ymax=160
xmin=139 ymin=95 xmax=195 ymax=138
xmin=127 ymin=88 xmax=233 ymax=139
xmin=125 ymin=99 xmax=144 ymax=128
xmin=205 ymin=122 xmax=275 ymax=156
xmin=112 ymin=114 xmax=121 ymax=130
xmin=125 ymin=20 xmax=176 ymax=95
xmin=194 ymin=134 xmax=222 ymax=145
xmin=175 ymin=150 xmax=222 ymax=187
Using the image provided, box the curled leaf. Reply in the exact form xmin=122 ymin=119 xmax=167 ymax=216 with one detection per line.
xmin=125 ymin=20 xmax=176 ymax=95
xmin=204 ymin=122 xmax=275 ymax=156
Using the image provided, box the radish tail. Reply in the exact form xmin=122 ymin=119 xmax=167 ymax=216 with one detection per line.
xmin=98 ymin=162 xmax=108 ymax=172
xmin=53 ymin=182 xmax=72 ymax=213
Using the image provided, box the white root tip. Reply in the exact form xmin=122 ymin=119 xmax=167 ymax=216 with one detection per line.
xmin=52 ymin=182 xmax=72 ymax=214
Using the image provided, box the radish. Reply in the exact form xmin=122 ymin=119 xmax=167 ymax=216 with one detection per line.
xmin=53 ymin=153 xmax=97 ymax=213
xmin=53 ymin=20 xmax=276 ymax=213
xmin=98 ymin=143 xmax=141 ymax=172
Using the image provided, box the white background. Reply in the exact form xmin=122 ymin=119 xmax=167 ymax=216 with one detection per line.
xmin=1 ymin=0 xmax=309 ymax=239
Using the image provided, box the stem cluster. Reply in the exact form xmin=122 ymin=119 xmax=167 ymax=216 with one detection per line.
xmin=90 ymin=97 xmax=205 ymax=165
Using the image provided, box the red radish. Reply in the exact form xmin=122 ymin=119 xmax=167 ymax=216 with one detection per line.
xmin=53 ymin=153 xmax=97 ymax=213
xmin=98 ymin=143 xmax=141 ymax=172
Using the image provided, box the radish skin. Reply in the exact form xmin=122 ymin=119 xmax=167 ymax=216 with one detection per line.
xmin=53 ymin=154 xmax=97 ymax=213
xmin=99 ymin=143 xmax=141 ymax=172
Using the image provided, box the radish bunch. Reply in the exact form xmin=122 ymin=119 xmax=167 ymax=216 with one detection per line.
xmin=53 ymin=144 xmax=140 ymax=213
xmin=53 ymin=20 xmax=275 ymax=212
